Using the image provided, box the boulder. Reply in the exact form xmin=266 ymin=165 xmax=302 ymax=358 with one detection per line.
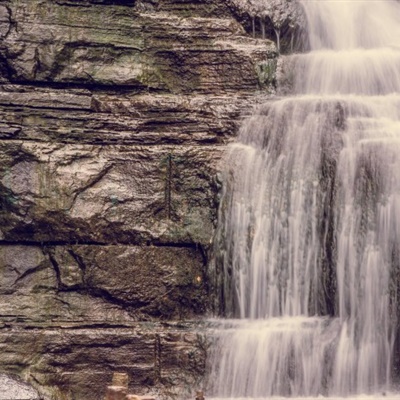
xmin=0 ymin=374 xmax=41 ymax=400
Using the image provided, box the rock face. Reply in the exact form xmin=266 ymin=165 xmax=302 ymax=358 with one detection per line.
xmin=0 ymin=0 xmax=276 ymax=398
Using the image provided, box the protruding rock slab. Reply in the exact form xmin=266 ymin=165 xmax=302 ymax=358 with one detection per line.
xmin=0 ymin=142 xmax=222 ymax=245
xmin=126 ymin=396 xmax=141 ymax=400
xmin=195 ymin=390 xmax=205 ymax=400
xmin=0 ymin=244 xmax=207 ymax=322
xmin=0 ymin=374 xmax=41 ymax=400
xmin=0 ymin=1 xmax=275 ymax=91
xmin=0 ymin=6 xmax=11 ymax=39
xmin=0 ymin=87 xmax=252 ymax=145
xmin=0 ymin=87 xmax=266 ymax=252
xmin=105 ymin=386 xmax=127 ymax=400
xmin=0 ymin=324 xmax=207 ymax=400
xmin=112 ymin=373 xmax=129 ymax=388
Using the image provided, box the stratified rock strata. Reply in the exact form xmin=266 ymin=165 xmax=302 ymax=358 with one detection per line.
xmin=0 ymin=0 xmax=276 ymax=398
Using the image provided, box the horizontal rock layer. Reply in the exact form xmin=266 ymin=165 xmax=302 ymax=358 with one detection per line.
xmin=0 ymin=0 xmax=276 ymax=398
xmin=0 ymin=322 xmax=208 ymax=400
xmin=0 ymin=1 xmax=275 ymax=92
xmin=0 ymin=141 xmax=222 ymax=245
xmin=0 ymin=244 xmax=207 ymax=322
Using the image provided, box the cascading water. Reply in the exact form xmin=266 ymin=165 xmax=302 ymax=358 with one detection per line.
xmin=208 ymin=0 xmax=400 ymax=398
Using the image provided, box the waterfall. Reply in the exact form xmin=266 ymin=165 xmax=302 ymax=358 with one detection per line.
xmin=208 ymin=0 xmax=400 ymax=398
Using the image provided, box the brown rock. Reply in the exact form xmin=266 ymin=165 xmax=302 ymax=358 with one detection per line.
xmin=112 ymin=373 xmax=129 ymax=389
xmin=126 ymin=395 xmax=141 ymax=400
xmin=196 ymin=390 xmax=205 ymax=400
xmin=0 ymin=244 xmax=208 ymax=322
xmin=0 ymin=1 xmax=275 ymax=91
xmin=0 ymin=142 xmax=222 ymax=246
xmin=0 ymin=323 xmax=206 ymax=400
xmin=105 ymin=386 xmax=127 ymax=400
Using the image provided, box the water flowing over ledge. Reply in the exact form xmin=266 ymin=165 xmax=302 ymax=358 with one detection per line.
xmin=208 ymin=0 xmax=400 ymax=398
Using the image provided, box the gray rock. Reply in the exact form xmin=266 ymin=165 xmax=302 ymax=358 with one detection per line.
xmin=0 ymin=6 xmax=11 ymax=39
xmin=0 ymin=374 xmax=41 ymax=400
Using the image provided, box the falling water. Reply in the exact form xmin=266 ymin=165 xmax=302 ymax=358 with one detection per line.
xmin=209 ymin=0 xmax=400 ymax=398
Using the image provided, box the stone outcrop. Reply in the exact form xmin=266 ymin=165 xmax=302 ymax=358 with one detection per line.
xmin=0 ymin=0 xmax=276 ymax=398
xmin=0 ymin=374 xmax=41 ymax=400
xmin=0 ymin=322 xmax=209 ymax=399
xmin=104 ymin=372 xmax=156 ymax=400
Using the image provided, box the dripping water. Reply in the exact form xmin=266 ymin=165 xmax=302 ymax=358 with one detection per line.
xmin=208 ymin=0 xmax=400 ymax=398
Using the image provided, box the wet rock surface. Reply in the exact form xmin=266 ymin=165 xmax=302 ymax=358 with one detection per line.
xmin=0 ymin=0 xmax=276 ymax=398
xmin=0 ymin=245 xmax=207 ymax=321
xmin=0 ymin=323 xmax=208 ymax=400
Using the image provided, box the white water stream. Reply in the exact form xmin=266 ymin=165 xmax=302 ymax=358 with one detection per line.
xmin=209 ymin=0 xmax=400 ymax=398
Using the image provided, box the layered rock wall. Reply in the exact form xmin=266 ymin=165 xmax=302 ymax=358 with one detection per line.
xmin=0 ymin=0 xmax=276 ymax=398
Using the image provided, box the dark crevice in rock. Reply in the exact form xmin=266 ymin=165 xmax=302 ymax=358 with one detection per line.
xmin=149 ymin=241 xmax=208 ymax=252
xmin=0 ymin=240 xmax=211 ymax=250
xmin=38 ymin=322 xmax=137 ymax=329
xmin=11 ymin=263 xmax=48 ymax=286
xmin=5 ymin=80 xmax=168 ymax=94
xmin=0 ymin=51 xmax=20 ymax=84
xmin=164 ymin=153 xmax=173 ymax=220
xmin=55 ymin=0 xmax=136 ymax=6
xmin=81 ymin=286 xmax=150 ymax=309
xmin=67 ymin=249 xmax=87 ymax=273
xmin=198 ymin=242 xmax=208 ymax=267
xmin=0 ymin=143 xmax=40 ymax=165
xmin=54 ymin=295 xmax=73 ymax=310
xmin=26 ymin=372 xmax=43 ymax=389
xmin=45 ymin=249 xmax=150 ymax=310
xmin=69 ymin=163 xmax=114 ymax=211
xmin=0 ymin=5 xmax=12 ymax=40
xmin=44 ymin=248 xmax=63 ymax=290
xmin=154 ymin=333 xmax=161 ymax=384
xmin=0 ymin=103 xmax=92 ymax=112
xmin=54 ymin=1 xmax=92 ymax=8
xmin=0 ymin=240 xmax=108 ymax=246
